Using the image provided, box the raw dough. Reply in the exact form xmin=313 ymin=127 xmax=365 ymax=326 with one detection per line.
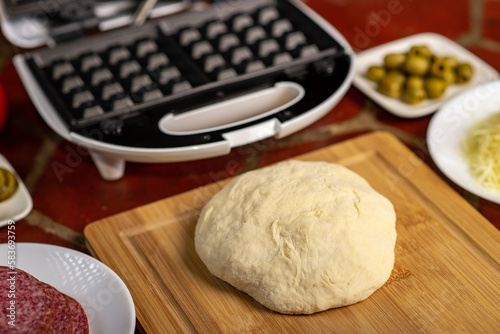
xmin=195 ymin=160 xmax=396 ymax=314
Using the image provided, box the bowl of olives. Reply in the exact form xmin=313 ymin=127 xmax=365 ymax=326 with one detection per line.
xmin=0 ymin=154 xmax=32 ymax=227
xmin=353 ymin=33 xmax=499 ymax=118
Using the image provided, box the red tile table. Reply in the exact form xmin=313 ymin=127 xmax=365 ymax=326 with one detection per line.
xmin=0 ymin=0 xmax=498 ymax=252
xmin=0 ymin=1 xmax=499 ymax=331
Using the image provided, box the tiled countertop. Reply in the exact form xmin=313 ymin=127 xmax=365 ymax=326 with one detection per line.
xmin=0 ymin=2 xmax=499 ymax=331
xmin=0 ymin=0 xmax=499 ymax=253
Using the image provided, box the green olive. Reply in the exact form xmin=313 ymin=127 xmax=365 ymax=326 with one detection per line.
xmin=425 ymin=77 xmax=447 ymax=99
xmin=405 ymin=75 xmax=424 ymax=90
xmin=456 ymin=63 xmax=474 ymax=83
xmin=404 ymin=55 xmax=430 ymax=75
xmin=403 ymin=86 xmax=427 ymax=104
xmin=368 ymin=44 xmax=475 ymax=104
xmin=429 ymin=54 xmax=439 ymax=64
xmin=442 ymin=56 xmax=459 ymax=68
xmin=386 ymin=70 xmax=406 ymax=84
xmin=409 ymin=45 xmax=432 ymax=58
xmin=441 ymin=70 xmax=457 ymax=84
xmin=366 ymin=65 xmax=386 ymax=82
xmin=384 ymin=53 xmax=407 ymax=69
xmin=430 ymin=59 xmax=451 ymax=77
xmin=378 ymin=75 xmax=403 ymax=98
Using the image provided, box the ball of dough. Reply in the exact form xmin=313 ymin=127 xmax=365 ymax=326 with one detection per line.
xmin=195 ymin=160 xmax=396 ymax=314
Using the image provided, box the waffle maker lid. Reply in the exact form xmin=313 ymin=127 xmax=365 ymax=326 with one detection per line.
xmin=3 ymin=0 xmax=356 ymax=180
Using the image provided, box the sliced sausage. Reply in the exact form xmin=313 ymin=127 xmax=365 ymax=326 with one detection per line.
xmin=0 ymin=266 xmax=55 ymax=334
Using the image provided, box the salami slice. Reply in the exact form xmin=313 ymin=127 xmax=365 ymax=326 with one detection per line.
xmin=65 ymin=295 xmax=89 ymax=334
xmin=42 ymin=283 xmax=72 ymax=334
xmin=0 ymin=266 xmax=55 ymax=334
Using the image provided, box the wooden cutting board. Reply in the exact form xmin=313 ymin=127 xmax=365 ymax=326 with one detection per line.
xmin=84 ymin=131 xmax=500 ymax=333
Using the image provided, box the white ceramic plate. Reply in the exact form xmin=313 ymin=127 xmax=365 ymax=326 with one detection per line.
xmin=0 ymin=154 xmax=32 ymax=227
xmin=427 ymin=80 xmax=500 ymax=204
xmin=353 ymin=32 xmax=499 ymax=118
xmin=0 ymin=242 xmax=136 ymax=334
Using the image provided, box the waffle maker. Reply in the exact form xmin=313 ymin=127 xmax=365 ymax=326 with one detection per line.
xmin=1 ymin=0 xmax=355 ymax=180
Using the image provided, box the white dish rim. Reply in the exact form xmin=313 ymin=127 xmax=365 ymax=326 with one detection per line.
xmin=0 ymin=242 xmax=136 ymax=334
xmin=427 ymin=79 xmax=500 ymax=204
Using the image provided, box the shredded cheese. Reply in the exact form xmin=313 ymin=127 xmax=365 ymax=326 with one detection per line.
xmin=462 ymin=112 xmax=500 ymax=192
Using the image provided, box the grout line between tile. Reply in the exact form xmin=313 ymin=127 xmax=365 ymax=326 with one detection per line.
xmin=25 ymin=210 xmax=87 ymax=250
xmin=24 ymin=135 xmax=62 ymax=193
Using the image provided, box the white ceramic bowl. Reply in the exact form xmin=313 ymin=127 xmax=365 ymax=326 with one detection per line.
xmin=354 ymin=33 xmax=499 ymax=118
xmin=0 ymin=243 xmax=136 ymax=334
xmin=427 ymin=80 xmax=500 ymax=204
